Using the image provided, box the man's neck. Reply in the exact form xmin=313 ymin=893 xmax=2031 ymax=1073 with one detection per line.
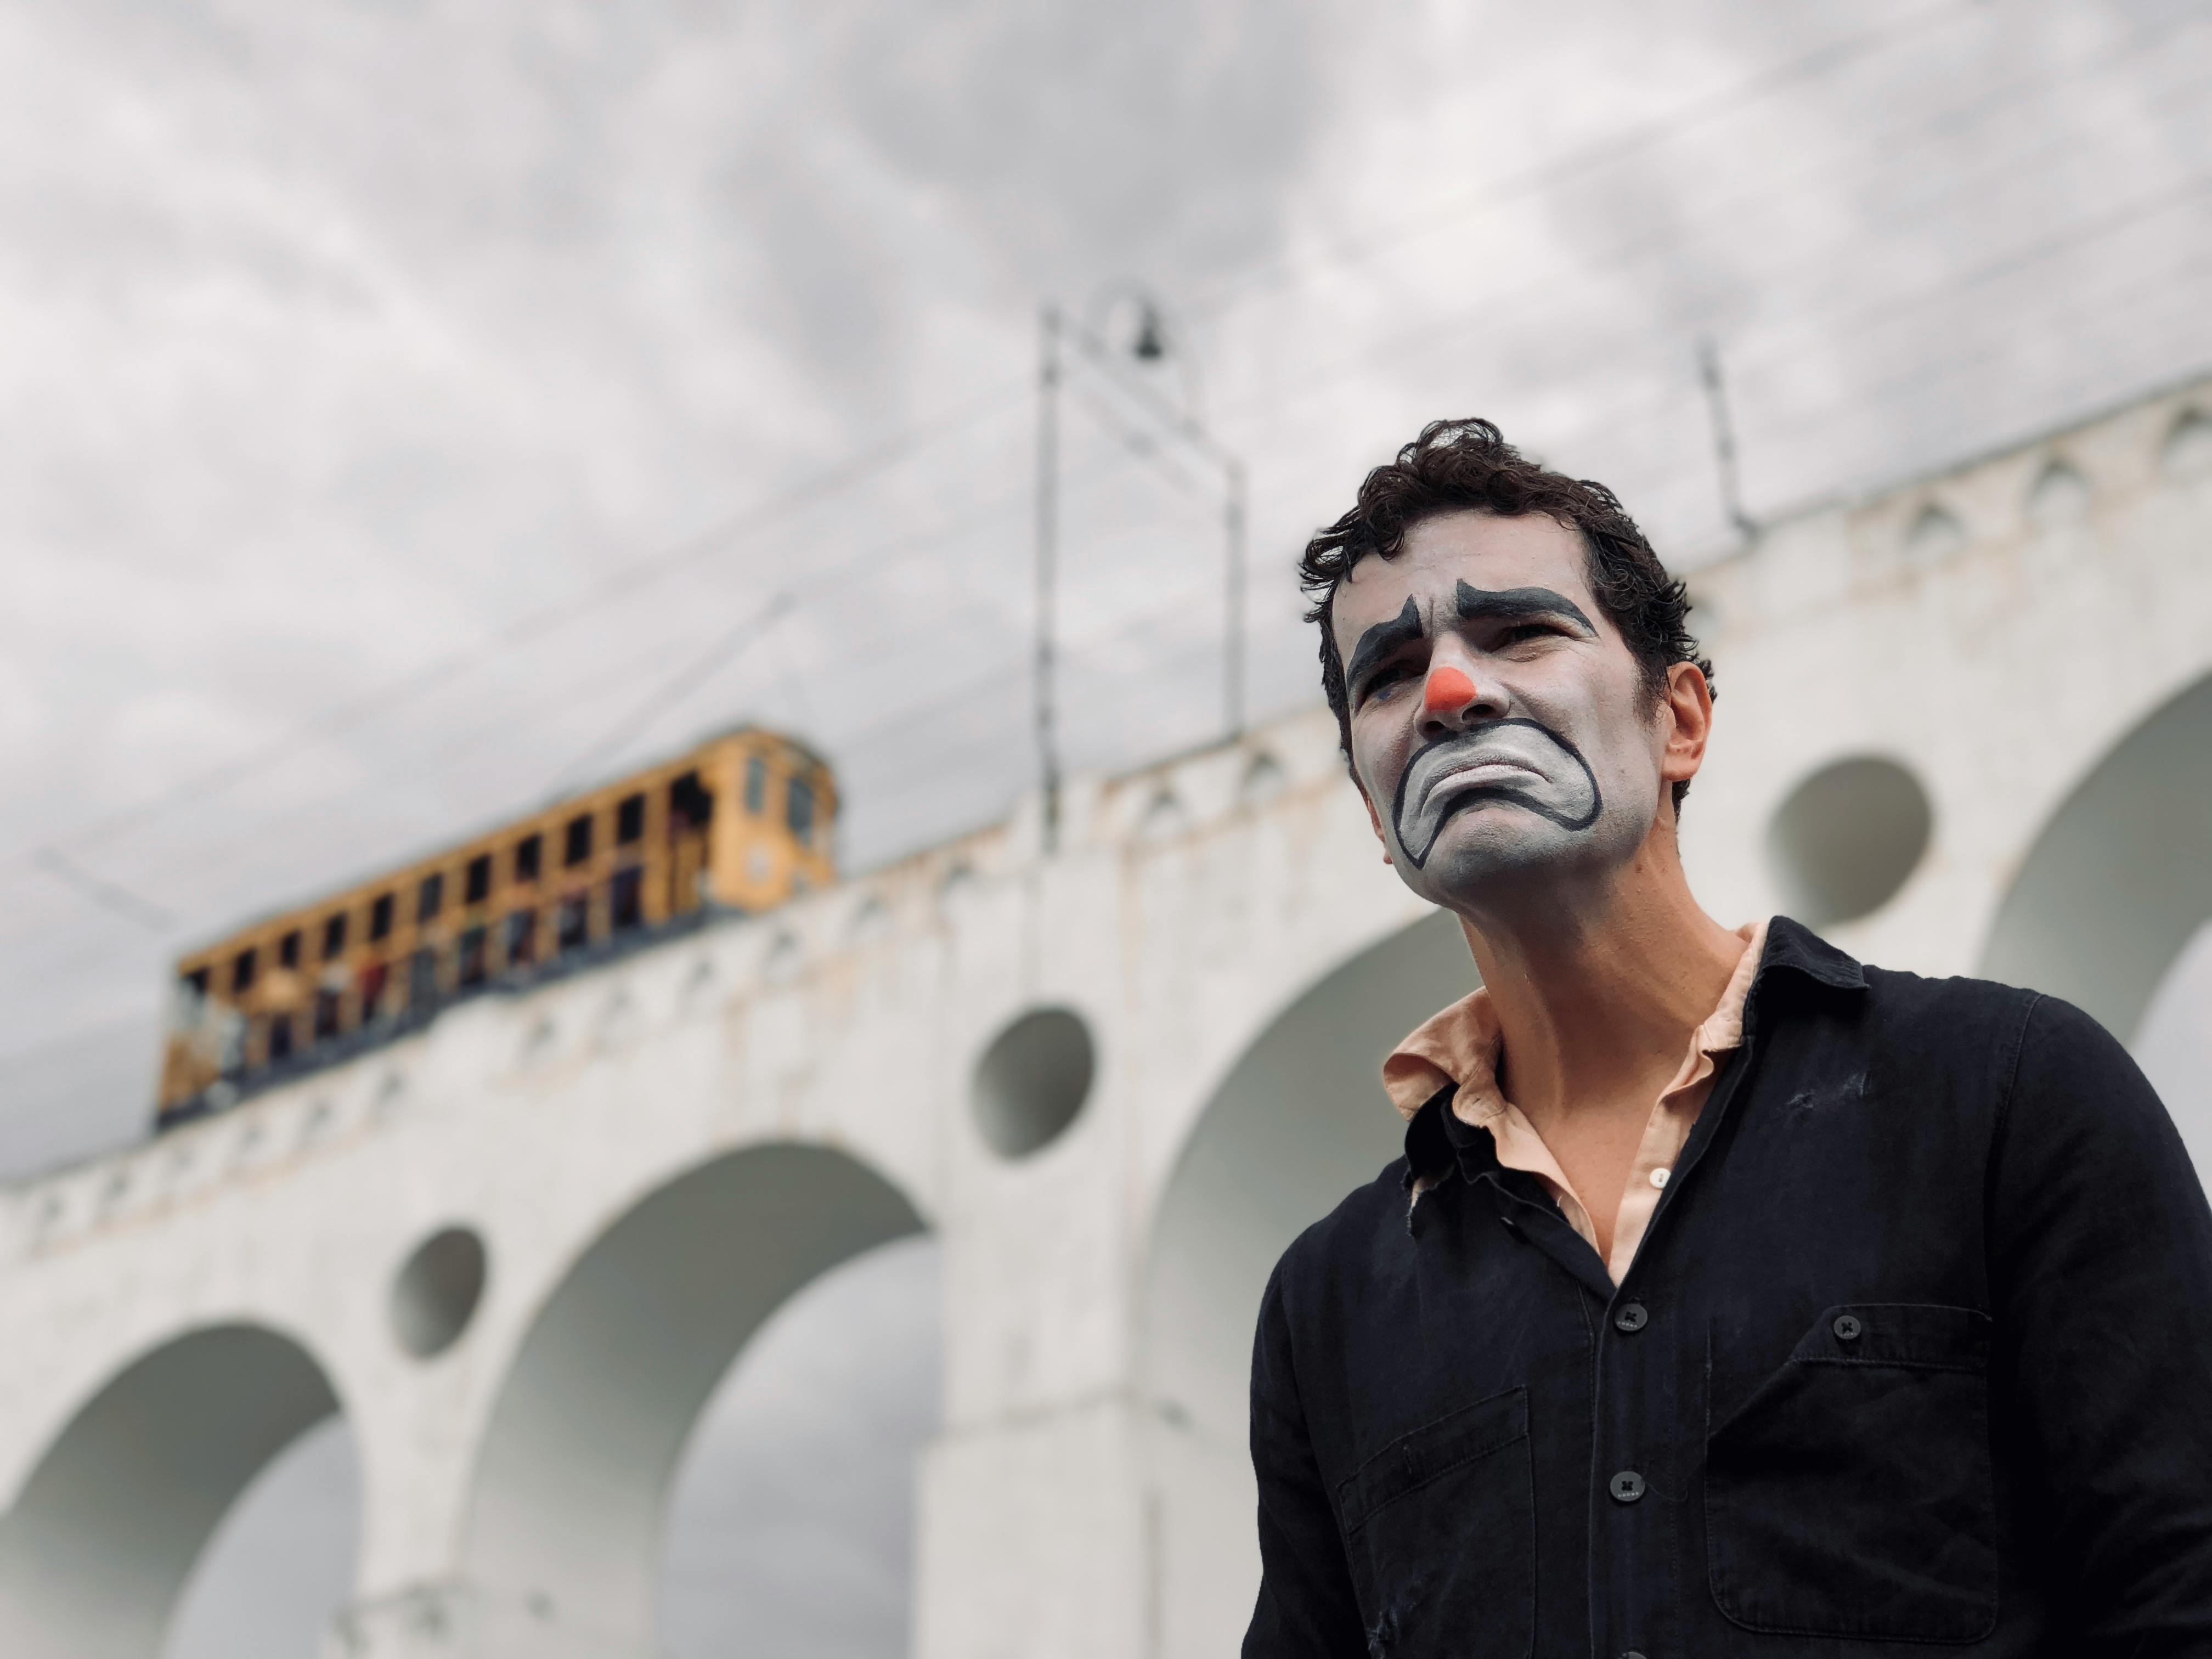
xmin=1454 ymin=827 xmax=1747 ymax=1131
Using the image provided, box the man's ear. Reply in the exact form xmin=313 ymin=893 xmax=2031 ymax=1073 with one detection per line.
xmin=1658 ymin=661 xmax=1715 ymax=801
xmin=1357 ymin=776 xmax=1395 ymax=865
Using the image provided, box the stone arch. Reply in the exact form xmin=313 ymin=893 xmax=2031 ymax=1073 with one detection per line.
xmin=462 ymin=1141 xmax=928 ymax=1655
xmin=1139 ymin=908 xmax=1476 ymax=1659
xmin=0 ymin=1323 xmax=347 ymax=1659
xmin=1981 ymin=668 xmax=2212 ymax=1043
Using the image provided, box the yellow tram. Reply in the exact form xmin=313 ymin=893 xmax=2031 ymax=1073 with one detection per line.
xmin=157 ymin=726 xmax=837 ymax=1126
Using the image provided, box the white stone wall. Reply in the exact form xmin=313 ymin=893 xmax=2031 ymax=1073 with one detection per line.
xmin=0 ymin=375 xmax=2208 ymax=1659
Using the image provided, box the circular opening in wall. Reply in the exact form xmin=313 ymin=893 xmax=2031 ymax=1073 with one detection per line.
xmin=1766 ymin=755 xmax=1933 ymax=927
xmin=972 ymin=1007 xmax=1096 ymax=1160
xmin=391 ymin=1225 xmax=488 ymax=1359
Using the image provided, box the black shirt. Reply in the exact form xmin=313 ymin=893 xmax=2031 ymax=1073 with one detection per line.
xmin=1244 ymin=918 xmax=2212 ymax=1658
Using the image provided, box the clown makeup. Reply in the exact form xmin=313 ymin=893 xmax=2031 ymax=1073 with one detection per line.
xmin=1333 ymin=511 xmax=1671 ymax=910
xmin=1391 ymin=715 xmax=1601 ymax=867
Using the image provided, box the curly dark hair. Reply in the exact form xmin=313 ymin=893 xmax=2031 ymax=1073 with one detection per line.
xmin=1300 ymin=417 xmax=1714 ymax=815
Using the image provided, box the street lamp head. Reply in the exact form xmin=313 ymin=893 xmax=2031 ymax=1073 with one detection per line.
xmin=1132 ymin=302 xmax=1167 ymax=362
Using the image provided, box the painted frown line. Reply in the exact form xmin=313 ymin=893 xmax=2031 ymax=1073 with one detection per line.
xmin=1389 ymin=716 xmax=1603 ymax=869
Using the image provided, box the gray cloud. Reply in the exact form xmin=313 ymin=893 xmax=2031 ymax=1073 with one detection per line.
xmin=4 ymin=9 xmax=2212 ymax=1648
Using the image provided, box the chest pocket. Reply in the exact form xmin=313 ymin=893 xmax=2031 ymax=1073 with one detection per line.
xmin=1335 ymin=1386 xmax=1533 ymax=1659
xmin=1705 ymin=1303 xmax=1997 ymax=1643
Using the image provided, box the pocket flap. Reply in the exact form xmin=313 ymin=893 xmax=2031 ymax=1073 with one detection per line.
xmin=1789 ymin=1302 xmax=1990 ymax=1371
xmin=1336 ymin=1385 xmax=1527 ymax=1528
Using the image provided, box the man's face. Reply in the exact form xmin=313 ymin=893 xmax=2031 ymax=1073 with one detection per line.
xmin=1330 ymin=510 xmax=1670 ymax=912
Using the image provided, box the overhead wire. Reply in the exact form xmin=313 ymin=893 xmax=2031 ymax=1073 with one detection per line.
xmin=1206 ymin=10 xmax=2212 ymax=435
xmin=1180 ymin=0 xmax=1996 ymax=320
xmin=31 ymin=0 xmax=2184 ymax=886
xmin=548 ymin=593 xmax=797 ymax=797
xmin=18 ymin=375 xmax=1032 ymax=871
xmin=0 ymin=430 xmax=1197 ymax=946
xmin=1210 ymin=121 xmax=2212 ymax=543
xmin=21 ymin=0 xmax=2062 ymax=916
xmin=12 ymin=0 xmax=2212 ymax=989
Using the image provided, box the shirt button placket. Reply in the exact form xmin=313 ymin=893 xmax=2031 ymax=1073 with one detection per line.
xmin=1604 ymin=1291 xmax=1658 ymax=1657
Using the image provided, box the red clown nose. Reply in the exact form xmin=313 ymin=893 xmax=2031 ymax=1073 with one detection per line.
xmin=1424 ymin=665 xmax=1477 ymax=716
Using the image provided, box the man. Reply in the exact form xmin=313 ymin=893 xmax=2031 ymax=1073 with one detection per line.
xmin=1243 ymin=418 xmax=2212 ymax=1657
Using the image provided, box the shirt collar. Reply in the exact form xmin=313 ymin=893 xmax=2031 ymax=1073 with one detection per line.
xmin=1758 ymin=913 xmax=1869 ymax=992
xmin=1382 ymin=917 xmax=1776 ymax=1126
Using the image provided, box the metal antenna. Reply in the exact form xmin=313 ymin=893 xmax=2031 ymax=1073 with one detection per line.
xmin=1696 ymin=337 xmax=1758 ymax=542
xmin=1035 ymin=303 xmax=1063 ymax=854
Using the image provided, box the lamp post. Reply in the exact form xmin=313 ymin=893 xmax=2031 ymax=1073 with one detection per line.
xmin=1035 ymin=303 xmax=1063 ymax=854
xmin=1032 ymin=286 xmax=1250 ymax=855
xmin=1071 ymin=286 xmax=1248 ymax=741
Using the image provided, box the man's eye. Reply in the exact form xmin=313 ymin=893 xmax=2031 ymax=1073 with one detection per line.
xmin=1366 ymin=662 xmax=1415 ymax=695
xmin=1503 ymin=623 xmax=1559 ymax=645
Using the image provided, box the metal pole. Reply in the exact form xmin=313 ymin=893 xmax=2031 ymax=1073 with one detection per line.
xmin=1696 ymin=336 xmax=1758 ymax=541
xmin=1224 ymin=457 xmax=1246 ymax=740
xmin=1035 ymin=303 xmax=1063 ymax=853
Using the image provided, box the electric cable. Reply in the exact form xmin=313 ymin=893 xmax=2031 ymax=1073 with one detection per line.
xmin=1182 ymin=0 xmax=2005 ymax=320
xmin=1207 ymin=31 xmax=2212 ymax=435
xmin=16 ymin=376 xmax=1030 ymax=868
xmin=11 ymin=0 xmax=2212 ymax=1003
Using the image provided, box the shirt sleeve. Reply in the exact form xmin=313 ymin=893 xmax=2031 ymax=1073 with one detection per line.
xmin=1244 ymin=1261 xmax=1367 ymax=1659
xmin=1988 ymin=992 xmax=2212 ymax=1653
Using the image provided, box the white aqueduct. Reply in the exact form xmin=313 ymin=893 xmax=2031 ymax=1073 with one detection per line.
xmin=4 ymin=379 xmax=2212 ymax=1659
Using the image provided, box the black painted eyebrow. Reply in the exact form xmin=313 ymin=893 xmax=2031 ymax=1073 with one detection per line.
xmin=1455 ymin=580 xmax=1596 ymax=635
xmin=1344 ymin=595 xmax=1424 ymax=698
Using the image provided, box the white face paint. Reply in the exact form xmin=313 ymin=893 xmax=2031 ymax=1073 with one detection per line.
xmin=1393 ymin=715 xmax=1601 ymax=867
xmin=1331 ymin=511 xmax=1671 ymax=915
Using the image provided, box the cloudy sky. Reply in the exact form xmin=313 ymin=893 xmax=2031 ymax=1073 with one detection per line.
xmin=5 ymin=0 xmax=2212 ymax=1172
xmin=1 ymin=0 xmax=2209 ymax=1652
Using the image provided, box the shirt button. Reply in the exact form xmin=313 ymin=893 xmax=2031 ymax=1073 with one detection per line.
xmin=1613 ymin=1301 xmax=1649 ymax=1333
xmin=1833 ymin=1313 xmax=1864 ymax=1341
xmin=1609 ymin=1470 xmax=1645 ymax=1503
xmin=1623 ymin=1652 xmax=1650 ymax=1659
xmin=1648 ymin=1166 xmax=1669 ymax=1189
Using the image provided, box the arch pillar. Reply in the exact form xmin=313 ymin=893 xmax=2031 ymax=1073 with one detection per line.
xmin=1132 ymin=909 xmax=1476 ymax=1659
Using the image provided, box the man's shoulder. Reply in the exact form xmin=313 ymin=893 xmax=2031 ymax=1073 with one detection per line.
xmin=1855 ymin=961 xmax=2042 ymax=1023
xmin=1266 ymin=1152 xmax=1418 ymax=1314
xmin=1826 ymin=958 xmax=2146 ymax=1111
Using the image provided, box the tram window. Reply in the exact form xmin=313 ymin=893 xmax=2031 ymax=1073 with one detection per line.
xmin=418 ymin=872 xmax=444 ymax=924
xmin=616 ymin=793 xmax=645 ymax=845
xmin=504 ymin=910 xmax=537 ymax=969
xmin=744 ymin=754 xmax=766 ymax=815
xmin=279 ymin=930 xmax=301 ymax=969
xmin=183 ymin=967 xmax=210 ymax=999
xmin=465 ymin=853 xmax=493 ymax=906
xmin=556 ymin=895 xmax=590 ymax=954
xmin=267 ymin=1014 xmax=293 ymax=1062
xmin=610 ymin=867 xmax=644 ymax=932
xmin=314 ymin=989 xmax=342 ymax=1041
xmin=787 ymin=777 xmax=815 ymax=843
xmin=359 ymin=963 xmax=388 ymax=1020
xmin=369 ymin=893 xmax=395 ymax=941
xmin=514 ymin=833 xmax=543 ymax=883
xmin=408 ymin=946 xmax=439 ymax=1008
xmin=233 ymin=947 xmax=258 ymax=994
xmin=322 ymin=912 xmax=348 ymax=960
xmin=564 ymin=814 xmax=593 ymax=868
xmin=669 ymin=771 xmax=712 ymax=831
xmin=458 ymin=926 xmax=488 ymax=987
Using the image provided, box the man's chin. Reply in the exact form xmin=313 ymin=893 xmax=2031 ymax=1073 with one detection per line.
xmin=1403 ymin=815 xmax=1588 ymax=899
